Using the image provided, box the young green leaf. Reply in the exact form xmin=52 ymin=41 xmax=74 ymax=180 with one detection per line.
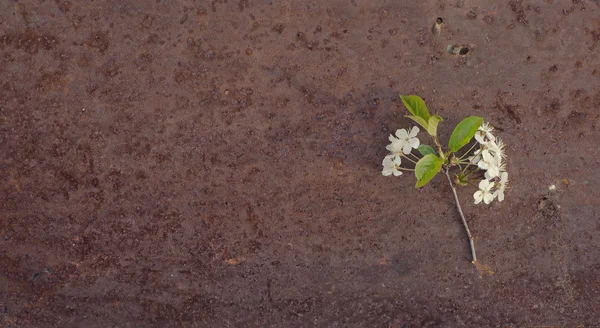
xmin=414 ymin=154 xmax=444 ymax=188
xmin=448 ymin=116 xmax=483 ymax=153
xmin=406 ymin=115 xmax=429 ymax=130
xmin=417 ymin=144 xmax=436 ymax=156
xmin=426 ymin=115 xmax=443 ymax=137
xmin=400 ymin=95 xmax=431 ymax=121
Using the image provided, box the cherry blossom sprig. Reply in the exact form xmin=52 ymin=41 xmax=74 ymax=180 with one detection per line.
xmin=380 ymin=95 xmax=509 ymax=264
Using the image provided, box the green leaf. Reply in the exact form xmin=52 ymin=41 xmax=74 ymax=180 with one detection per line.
xmin=405 ymin=115 xmax=429 ymax=130
xmin=417 ymin=145 xmax=436 ymax=156
xmin=400 ymin=95 xmax=431 ymax=121
xmin=426 ymin=115 xmax=443 ymax=137
xmin=448 ymin=116 xmax=483 ymax=153
xmin=414 ymin=154 xmax=444 ymax=188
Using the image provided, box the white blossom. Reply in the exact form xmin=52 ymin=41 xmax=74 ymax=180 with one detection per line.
xmin=475 ymin=122 xmax=495 ymax=144
xmin=477 ymin=150 xmax=500 ymax=178
xmin=385 ymin=137 xmax=404 ymax=162
xmin=474 ymin=179 xmax=495 ymax=204
xmin=382 ymin=155 xmax=402 ymax=176
xmin=485 ymin=162 xmax=506 ymax=180
xmin=486 ymin=138 xmax=506 ymax=164
xmin=390 ymin=126 xmax=420 ymax=154
xmin=493 ymin=172 xmax=509 ymax=202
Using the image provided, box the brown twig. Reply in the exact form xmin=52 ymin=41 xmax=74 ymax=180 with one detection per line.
xmin=444 ymin=167 xmax=477 ymax=263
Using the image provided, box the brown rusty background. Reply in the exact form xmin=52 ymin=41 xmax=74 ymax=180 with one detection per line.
xmin=1 ymin=0 xmax=600 ymax=327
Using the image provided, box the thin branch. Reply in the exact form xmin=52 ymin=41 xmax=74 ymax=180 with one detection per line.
xmin=444 ymin=167 xmax=477 ymax=263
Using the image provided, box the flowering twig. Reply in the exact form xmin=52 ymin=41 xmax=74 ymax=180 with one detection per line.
xmin=382 ymin=95 xmax=508 ymax=263
xmin=444 ymin=167 xmax=477 ymax=263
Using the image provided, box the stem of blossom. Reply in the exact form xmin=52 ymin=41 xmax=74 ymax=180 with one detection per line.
xmin=461 ymin=161 xmax=473 ymax=175
xmin=458 ymin=142 xmax=478 ymax=160
xmin=444 ymin=167 xmax=477 ymax=264
xmin=463 ymin=168 xmax=477 ymax=179
xmin=401 ymin=154 xmax=418 ymax=164
xmin=408 ymin=152 xmax=421 ymax=161
xmin=397 ymin=167 xmax=415 ymax=172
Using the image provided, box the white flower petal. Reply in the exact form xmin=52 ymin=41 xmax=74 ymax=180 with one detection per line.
xmin=482 ymin=150 xmax=493 ymax=163
xmin=478 ymin=179 xmax=490 ymax=190
xmin=393 ymin=169 xmax=402 ymax=176
xmin=393 ymin=139 xmax=406 ymax=151
xmin=474 ymin=191 xmax=483 ymax=204
xmin=494 ymin=153 xmax=502 ymax=165
xmin=409 ymin=126 xmax=420 ymax=138
xmin=409 ymin=137 xmax=420 ymax=149
xmin=382 ymin=168 xmax=393 ymax=176
xmin=496 ymin=190 xmax=504 ymax=202
xmin=402 ymin=142 xmax=413 ymax=154
xmin=396 ymin=129 xmax=409 ymax=139
xmin=483 ymin=192 xmax=494 ymax=204
xmin=484 ymin=170 xmax=500 ymax=180
xmin=487 ymin=166 xmax=499 ymax=179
